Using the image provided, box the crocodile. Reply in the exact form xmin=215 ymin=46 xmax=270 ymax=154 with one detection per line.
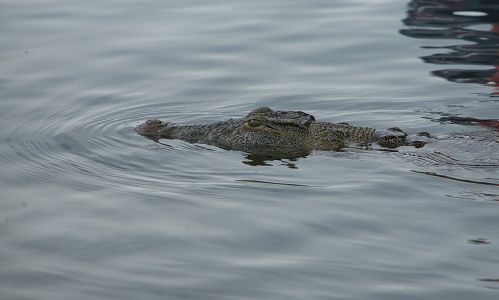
xmin=135 ymin=107 xmax=426 ymax=154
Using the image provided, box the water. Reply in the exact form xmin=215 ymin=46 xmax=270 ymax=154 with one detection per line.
xmin=1 ymin=0 xmax=498 ymax=299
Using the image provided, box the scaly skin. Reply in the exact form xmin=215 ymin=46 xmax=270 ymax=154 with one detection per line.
xmin=135 ymin=107 xmax=415 ymax=153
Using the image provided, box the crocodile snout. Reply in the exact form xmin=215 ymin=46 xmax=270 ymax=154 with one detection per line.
xmin=135 ymin=119 xmax=164 ymax=138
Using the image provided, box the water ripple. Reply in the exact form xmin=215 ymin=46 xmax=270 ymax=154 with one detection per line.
xmin=0 ymin=100 xmax=234 ymax=194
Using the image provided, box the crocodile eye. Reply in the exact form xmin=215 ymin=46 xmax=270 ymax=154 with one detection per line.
xmin=247 ymin=119 xmax=262 ymax=127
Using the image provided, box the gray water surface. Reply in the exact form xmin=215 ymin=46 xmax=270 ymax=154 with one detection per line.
xmin=1 ymin=1 xmax=498 ymax=299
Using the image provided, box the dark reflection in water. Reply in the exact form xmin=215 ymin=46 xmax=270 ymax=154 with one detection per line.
xmin=468 ymin=238 xmax=491 ymax=244
xmin=411 ymin=170 xmax=499 ymax=186
xmin=242 ymin=152 xmax=303 ymax=168
xmin=437 ymin=115 xmax=499 ymax=129
xmin=401 ymin=0 xmax=499 ymax=93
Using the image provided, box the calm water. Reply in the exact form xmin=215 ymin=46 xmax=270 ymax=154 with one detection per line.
xmin=1 ymin=0 xmax=498 ymax=299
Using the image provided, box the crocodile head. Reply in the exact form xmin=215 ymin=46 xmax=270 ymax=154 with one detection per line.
xmin=218 ymin=107 xmax=316 ymax=159
xmin=240 ymin=107 xmax=315 ymax=139
xmin=135 ymin=107 xmax=316 ymax=163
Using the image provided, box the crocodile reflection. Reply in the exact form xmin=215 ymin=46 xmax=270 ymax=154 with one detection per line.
xmin=400 ymin=0 xmax=499 ymax=91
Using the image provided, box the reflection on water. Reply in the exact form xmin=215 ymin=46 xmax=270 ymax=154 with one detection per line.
xmin=437 ymin=115 xmax=499 ymax=129
xmin=401 ymin=0 xmax=499 ymax=94
xmin=468 ymin=238 xmax=491 ymax=244
xmin=411 ymin=170 xmax=499 ymax=187
xmin=242 ymin=152 xmax=304 ymax=168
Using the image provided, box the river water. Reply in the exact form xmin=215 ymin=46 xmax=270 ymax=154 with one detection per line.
xmin=1 ymin=1 xmax=498 ymax=299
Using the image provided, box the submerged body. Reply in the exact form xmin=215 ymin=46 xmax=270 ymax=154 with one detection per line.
xmin=136 ymin=107 xmax=418 ymax=154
